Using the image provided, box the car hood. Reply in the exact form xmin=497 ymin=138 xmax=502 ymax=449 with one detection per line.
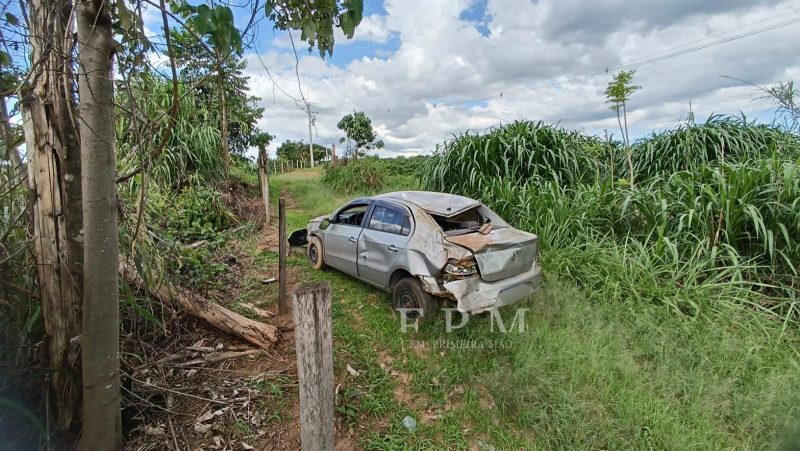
xmin=445 ymin=228 xmax=538 ymax=282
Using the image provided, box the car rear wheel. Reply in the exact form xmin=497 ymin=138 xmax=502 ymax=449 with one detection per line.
xmin=392 ymin=277 xmax=437 ymax=322
xmin=308 ymin=236 xmax=325 ymax=270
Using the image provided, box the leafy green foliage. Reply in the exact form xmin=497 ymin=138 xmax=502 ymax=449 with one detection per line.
xmin=253 ymin=132 xmax=274 ymax=154
xmin=264 ymin=0 xmax=364 ymax=57
xmin=170 ymin=2 xmax=242 ymax=56
xmin=115 ymin=72 xmax=225 ymax=189
xmin=761 ymin=80 xmax=800 ymax=132
xmin=337 ymin=111 xmax=382 ymax=158
xmin=171 ymin=30 xmax=264 ymax=157
xmin=322 ymin=158 xmax=387 ymax=193
xmin=605 ymin=70 xmax=640 ymax=113
xmin=276 ymin=140 xmax=327 ymax=162
xmin=422 ymin=121 xmax=605 ymax=192
xmin=632 ymin=114 xmax=798 ymax=179
xmin=172 ymin=245 xmax=228 ymax=291
xmin=155 ymin=185 xmax=236 ymax=242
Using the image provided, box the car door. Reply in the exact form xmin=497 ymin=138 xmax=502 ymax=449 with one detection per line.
xmin=323 ymin=202 xmax=369 ymax=277
xmin=357 ymin=201 xmax=414 ymax=288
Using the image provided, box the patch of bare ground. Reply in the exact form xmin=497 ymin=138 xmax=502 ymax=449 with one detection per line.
xmin=476 ymin=385 xmax=496 ymax=410
xmin=120 ymin=311 xmax=299 ymax=451
xmin=256 ymin=225 xmax=281 ymax=252
xmin=123 ymin=201 xmax=292 ymax=449
xmin=122 ymin=287 xmax=361 ymax=450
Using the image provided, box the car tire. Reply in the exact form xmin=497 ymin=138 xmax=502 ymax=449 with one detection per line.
xmin=308 ymin=235 xmax=325 ymax=270
xmin=392 ymin=277 xmax=437 ymax=322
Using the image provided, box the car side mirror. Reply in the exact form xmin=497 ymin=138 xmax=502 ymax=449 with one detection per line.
xmin=320 ymin=218 xmax=331 ymax=230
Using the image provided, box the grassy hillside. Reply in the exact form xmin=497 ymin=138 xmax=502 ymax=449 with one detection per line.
xmin=270 ymin=167 xmax=800 ymax=450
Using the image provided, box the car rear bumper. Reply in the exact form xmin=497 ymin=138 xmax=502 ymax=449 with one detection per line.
xmin=440 ymin=263 xmax=541 ymax=313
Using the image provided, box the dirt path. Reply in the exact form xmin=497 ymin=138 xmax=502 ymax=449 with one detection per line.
xmin=122 ymin=173 xmax=331 ymax=451
xmin=280 ymin=187 xmax=298 ymax=209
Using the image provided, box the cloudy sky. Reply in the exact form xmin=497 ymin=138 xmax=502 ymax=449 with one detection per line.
xmin=183 ymin=0 xmax=800 ymax=157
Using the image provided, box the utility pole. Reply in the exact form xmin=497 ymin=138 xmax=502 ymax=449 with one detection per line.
xmin=307 ymin=105 xmax=315 ymax=167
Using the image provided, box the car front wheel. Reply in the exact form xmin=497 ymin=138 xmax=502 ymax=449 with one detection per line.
xmin=308 ymin=235 xmax=325 ymax=270
xmin=392 ymin=277 xmax=437 ymax=322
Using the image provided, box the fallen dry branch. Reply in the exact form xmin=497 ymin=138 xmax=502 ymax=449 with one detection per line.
xmin=180 ymin=349 xmax=262 ymax=366
xmin=184 ymin=240 xmax=208 ymax=250
xmin=119 ymin=261 xmax=279 ymax=349
xmin=239 ymin=302 xmax=276 ymax=318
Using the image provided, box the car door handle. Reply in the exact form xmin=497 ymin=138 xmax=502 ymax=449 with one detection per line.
xmin=388 ymin=244 xmax=399 ymax=252
xmin=348 ymin=236 xmax=357 ymax=243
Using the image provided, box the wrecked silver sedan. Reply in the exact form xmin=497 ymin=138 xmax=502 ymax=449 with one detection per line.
xmin=304 ymin=191 xmax=541 ymax=317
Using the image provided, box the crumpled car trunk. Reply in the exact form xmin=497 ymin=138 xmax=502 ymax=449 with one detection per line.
xmin=445 ymin=228 xmax=538 ymax=282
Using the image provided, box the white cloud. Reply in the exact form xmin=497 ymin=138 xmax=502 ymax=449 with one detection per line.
xmin=243 ymin=0 xmax=800 ymax=158
xmin=335 ymin=14 xmax=394 ymax=44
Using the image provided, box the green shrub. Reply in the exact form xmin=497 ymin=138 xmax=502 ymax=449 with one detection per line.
xmin=322 ymin=158 xmax=387 ymax=193
xmin=156 ymin=185 xmax=237 ymax=242
xmin=172 ymin=245 xmax=228 ymax=291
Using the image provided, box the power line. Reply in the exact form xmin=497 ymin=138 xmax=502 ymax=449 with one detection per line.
xmin=255 ymin=5 xmax=800 ymax=140
xmin=298 ymin=8 xmax=800 ymax=115
xmin=436 ymin=9 xmax=800 ymax=107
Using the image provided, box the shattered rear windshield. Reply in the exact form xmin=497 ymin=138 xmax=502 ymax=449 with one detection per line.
xmin=431 ymin=207 xmax=490 ymax=236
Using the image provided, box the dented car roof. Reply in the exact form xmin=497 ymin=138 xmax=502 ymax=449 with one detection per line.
xmin=375 ymin=191 xmax=481 ymax=217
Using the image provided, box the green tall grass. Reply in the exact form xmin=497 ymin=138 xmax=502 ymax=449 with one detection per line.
xmin=632 ymin=114 xmax=799 ymax=180
xmin=423 ymin=121 xmax=606 ymax=194
xmin=422 ymin=117 xmax=800 ymax=320
xmin=115 ymin=74 xmax=224 ymax=190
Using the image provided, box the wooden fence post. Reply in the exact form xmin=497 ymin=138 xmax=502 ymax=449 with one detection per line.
xmin=293 ymin=282 xmax=334 ymax=451
xmin=259 ymin=149 xmax=270 ymax=226
xmin=278 ymin=197 xmax=288 ymax=315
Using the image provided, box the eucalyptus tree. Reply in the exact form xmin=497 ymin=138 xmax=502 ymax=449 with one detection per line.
xmin=605 ymin=70 xmax=640 ymax=187
xmin=337 ymin=111 xmax=382 ymax=158
xmin=15 ymin=0 xmax=364 ymax=447
xmin=172 ymin=29 xmax=264 ymax=177
xmin=76 ymin=1 xmax=120 ymax=448
xmin=21 ymin=0 xmax=85 ymax=438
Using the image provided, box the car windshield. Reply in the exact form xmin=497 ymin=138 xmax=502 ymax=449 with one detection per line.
xmin=431 ymin=206 xmax=494 ymax=236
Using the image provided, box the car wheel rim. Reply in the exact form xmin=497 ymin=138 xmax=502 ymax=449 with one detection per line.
xmin=309 ymin=245 xmax=318 ymax=264
xmin=397 ymin=288 xmax=420 ymax=318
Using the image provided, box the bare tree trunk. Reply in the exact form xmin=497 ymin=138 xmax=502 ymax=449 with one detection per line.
xmin=622 ymin=100 xmax=634 ymax=188
xmin=218 ymin=55 xmax=230 ymax=178
xmin=615 ymin=108 xmax=634 ymax=188
xmin=76 ymin=0 xmax=121 ymax=448
xmin=22 ymin=0 xmax=84 ymax=437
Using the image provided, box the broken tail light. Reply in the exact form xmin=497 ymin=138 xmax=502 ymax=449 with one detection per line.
xmin=443 ymin=258 xmax=478 ymax=282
